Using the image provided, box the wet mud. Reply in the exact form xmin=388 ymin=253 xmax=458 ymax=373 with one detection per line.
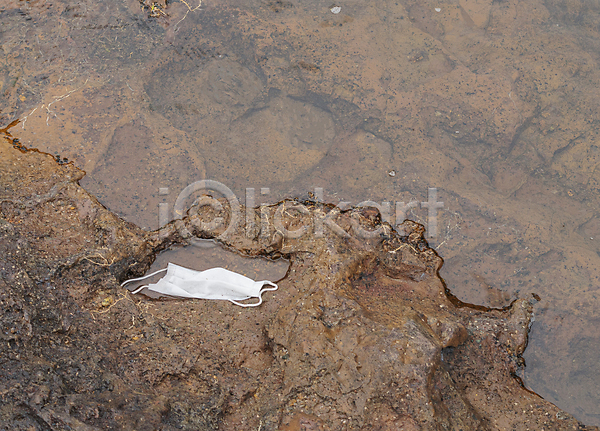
xmin=2 ymin=0 xmax=600 ymax=426
xmin=1 ymin=141 xmax=598 ymax=430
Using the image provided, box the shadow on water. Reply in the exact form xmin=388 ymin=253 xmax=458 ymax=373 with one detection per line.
xmin=2 ymin=0 xmax=600 ymax=425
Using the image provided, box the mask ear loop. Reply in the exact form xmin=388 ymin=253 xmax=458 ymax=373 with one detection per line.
xmin=228 ymin=282 xmax=279 ymax=308
xmin=121 ymin=268 xmax=168 ymax=294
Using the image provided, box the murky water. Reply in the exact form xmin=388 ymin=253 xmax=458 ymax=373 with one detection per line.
xmin=2 ymin=0 xmax=600 ymax=425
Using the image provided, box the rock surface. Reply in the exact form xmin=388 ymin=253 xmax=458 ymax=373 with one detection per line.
xmin=1 ymin=138 xmax=597 ymax=430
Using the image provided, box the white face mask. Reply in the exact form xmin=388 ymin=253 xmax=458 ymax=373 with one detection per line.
xmin=121 ymin=263 xmax=278 ymax=307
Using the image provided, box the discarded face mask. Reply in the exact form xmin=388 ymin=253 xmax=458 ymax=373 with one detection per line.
xmin=121 ymin=263 xmax=278 ymax=307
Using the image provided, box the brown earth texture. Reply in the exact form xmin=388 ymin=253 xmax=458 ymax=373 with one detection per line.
xmin=1 ymin=137 xmax=597 ymax=430
xmin=3 ymin=0 xmax=600 ymax=428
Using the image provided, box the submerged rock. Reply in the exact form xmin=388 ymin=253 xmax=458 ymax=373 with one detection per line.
xmin=0 ymin=138 xmax=596 ymax=430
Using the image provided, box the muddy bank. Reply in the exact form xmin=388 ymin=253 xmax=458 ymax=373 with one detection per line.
xmin=4 ymin=0 xmax=600 ymax=422
xmin=1 ymin=140 xmax=597 ymax=430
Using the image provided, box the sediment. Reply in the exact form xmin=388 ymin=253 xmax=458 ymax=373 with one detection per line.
xmin=0 ymin=139 xmax=595 ymax=430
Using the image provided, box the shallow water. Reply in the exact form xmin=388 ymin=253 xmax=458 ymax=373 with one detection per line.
xmin=2 ymin=0 xmax=600 ymax=425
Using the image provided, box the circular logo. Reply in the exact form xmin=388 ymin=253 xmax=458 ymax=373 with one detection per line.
xmin=173 ymin=180 xmax=241 ymax=248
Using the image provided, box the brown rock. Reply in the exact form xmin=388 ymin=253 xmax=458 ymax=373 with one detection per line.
xmin=0 ymin=138 xmax=597 ymax=430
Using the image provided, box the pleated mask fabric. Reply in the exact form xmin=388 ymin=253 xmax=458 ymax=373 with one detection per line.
xmin=121 ymin=263 xmax=278 ymax=307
